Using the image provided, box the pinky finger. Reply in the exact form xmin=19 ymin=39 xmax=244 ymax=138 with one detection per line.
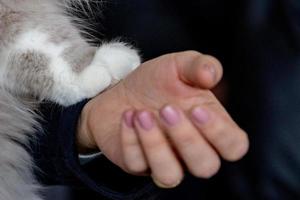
xmin=121 ymin=110 xmax=148 ymax=175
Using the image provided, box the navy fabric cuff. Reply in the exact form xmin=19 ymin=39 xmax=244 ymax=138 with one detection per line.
xmin=35 ymin=100 xmax=159 ymax=200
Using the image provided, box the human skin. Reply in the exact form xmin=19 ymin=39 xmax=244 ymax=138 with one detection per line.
xmin=77 ymin=51 xmax=249 ymax=188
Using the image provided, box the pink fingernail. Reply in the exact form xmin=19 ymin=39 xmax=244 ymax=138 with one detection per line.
xmin=123 ymin=110 xmax=134 ymax=128
xmin=160 ymin=106 xmax=180 ymax=126
xmin=192 ymin=107 xmax=210 ymax=124
xmin=137 ymin=111 xmax=154 ymax=131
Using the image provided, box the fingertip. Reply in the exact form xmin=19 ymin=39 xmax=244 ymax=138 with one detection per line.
xmin=176 ymin=52 xmax=223 ymax=89
xmin=190 ymin=156 xmax=221 ymax=179
xmin=204 ymin=55 xmax=223 ymax=83
xmin=151 ymin=166 xmax=184 ymax=189
xmin=224 ymin=130 xmax=250 ymax=162
xmin=195 ymin=65 xmax=218 ymax=89
xmin=193 ymin=55 xmax=223 ymax=89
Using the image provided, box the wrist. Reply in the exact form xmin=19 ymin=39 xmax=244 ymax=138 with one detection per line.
xmin=76 ymin=99 xmax=98 ymax=153
xmin=76 ymin=82 xmax=131 ymax=153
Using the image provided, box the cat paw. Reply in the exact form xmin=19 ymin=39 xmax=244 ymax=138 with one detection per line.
xmin=78 ymin=65 xmax=112 ymax=98
xmin=94 ymin=42 xmax=141 ymax=80
xmin=51 ymin=64 xmax=112 ymax=106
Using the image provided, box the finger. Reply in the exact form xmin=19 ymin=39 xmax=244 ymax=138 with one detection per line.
xmin=121 ymin=110 xmax=148 ymax=175
xmin=134 ymin=111 xmax=184 ymax=188
xmin=190 ymin=104 xmax=249 ymax=161
xmin=159 ymin=105 xmax=221 ymax=178
xmin=174 ymin=51 xmax=223 ymax=89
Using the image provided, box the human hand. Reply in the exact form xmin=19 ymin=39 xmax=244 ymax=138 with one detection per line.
xmin=77 ymin=51 xmax=249 ymax=188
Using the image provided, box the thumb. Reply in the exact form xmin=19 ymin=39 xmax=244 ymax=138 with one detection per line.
xmin=175 ymin=51 xmax=223 ymax=89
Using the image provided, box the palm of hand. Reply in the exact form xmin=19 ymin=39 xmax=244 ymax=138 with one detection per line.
xmin=123 ymin=52 xmax=219 ymax=108
xmin=85 ymin=51 xmax=248 ymax=187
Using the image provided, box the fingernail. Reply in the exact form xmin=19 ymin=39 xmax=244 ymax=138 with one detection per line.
xmin=123 ymin=110 xmax=134 ymax=128
xmin=160 ymin=106 xmax=180 ymax=126
xmin=137 ymin=111 xmax=154 ymax=131
xmin=203 ymin=64 xmax=216 ymax=81
xmin=192 ymin=107 xmax=210 ymax=124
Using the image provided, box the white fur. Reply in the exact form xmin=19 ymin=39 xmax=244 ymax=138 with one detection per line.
xmin=12 ymin=30 xmax=140 ymax=106
xmin=96 ymin=42 xmax=141 ymax=80
xmin=0 ymin=1 xmax=142 ymax=199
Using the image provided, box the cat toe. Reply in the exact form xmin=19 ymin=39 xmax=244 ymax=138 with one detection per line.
xmin=95 ymin=42 xmax=141 ymax=80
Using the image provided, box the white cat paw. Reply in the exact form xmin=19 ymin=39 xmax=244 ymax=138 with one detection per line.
xmin=94 ymin=42 xmax=141 ymax=80
xmin=51 ymin=64 xmax=112 ymax=106
xmin=78 ymin=65 xmax=112 ymax=98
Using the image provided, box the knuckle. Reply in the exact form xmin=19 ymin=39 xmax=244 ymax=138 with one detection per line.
xmin=123 ymin=138 xmax=138 ymax=147
xmin=126 ymin=159 xmax=147 ymax=174
xmin=201 ymin=104 xmax=249 ymax=162
xmin=192 ymin=156 xmax=221 ymax=179
xmin=144 ymin=137 xmax=168 ymax=150
xmin=181 ymin=50 xmax=202 ymax=58
xmin=176 ymin=132 xmax=198 ymax=148
xmin=171 ymin=51 xmax=203 ymax=67
xmin=203 ymin=114 xmax=234 ymax=147
xmin=204 ymin=121 xmax=225 ymax=144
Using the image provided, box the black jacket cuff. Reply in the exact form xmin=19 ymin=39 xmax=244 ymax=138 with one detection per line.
xmin=38 ymin=100 xmax=158 ymax=200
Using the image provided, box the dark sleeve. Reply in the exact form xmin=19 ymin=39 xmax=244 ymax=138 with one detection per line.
xmin=32 ymin=101 xmax=159 ymax=200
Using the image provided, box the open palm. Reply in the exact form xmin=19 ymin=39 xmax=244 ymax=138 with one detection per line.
xmin=81 ymin=51 xmax=249 ymax=188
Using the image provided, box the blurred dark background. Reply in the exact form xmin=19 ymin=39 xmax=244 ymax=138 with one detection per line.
xmin=66 ymin=0 xmax=300 ymax=199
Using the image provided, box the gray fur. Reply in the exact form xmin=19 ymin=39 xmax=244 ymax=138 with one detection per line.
xmin=6 ymin=50 xmax=53 ymax=100
xmin=0 ymin=0 xmax=105 ymax=199
xmin=63 ymin=45 xmax=97 ymax=73
xmin=0 ymin=0 xmax=141 ymax=198
xmin=0 ymin=87 xmax=41 ymax=200
xmin=0 ymin=0 xmax=96 ymax=98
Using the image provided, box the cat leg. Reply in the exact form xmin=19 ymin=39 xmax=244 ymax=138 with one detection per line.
xmin=51 ymin=42 xmax=141 ymax=106
xmin=10 ymin=30 xmax=140 ymax=106
xmin=50 ymin=50 xmax=113 ymax=106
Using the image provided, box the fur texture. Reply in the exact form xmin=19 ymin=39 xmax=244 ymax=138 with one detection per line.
xmin=0 ymin=88 xmax=40 ymax=200
xmin=0 ymin=0 xmax=141 ymax=199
